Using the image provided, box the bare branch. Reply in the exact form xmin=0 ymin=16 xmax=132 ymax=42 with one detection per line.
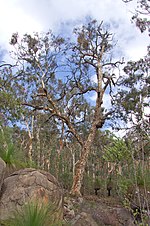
xmin=104 ymin=110 xmax=115 ymax=118
xmin=22 ymin=103 xmax=53 ymax=112
xmin=0 ymin=63 xmax=17 ymax=68
xmin=102 ymin=59 xmax=124 ymax=67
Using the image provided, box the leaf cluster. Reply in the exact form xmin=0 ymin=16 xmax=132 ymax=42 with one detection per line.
xmin=103 ymin=138 xmax=131 ymax=163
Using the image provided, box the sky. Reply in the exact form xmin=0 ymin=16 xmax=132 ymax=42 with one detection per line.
xmin=0 ymin=0 xmax=149 ymax=61
xmin=0 ymin=0 xmax=149 ymax=136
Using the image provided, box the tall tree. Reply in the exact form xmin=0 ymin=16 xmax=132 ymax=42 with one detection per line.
xmin=117 ymin=0 xmax=150 ymax=132
xmin=113 ymin=51 xmax=149 ymax=130
xmin=5 ymin=20 xmax=123 ymax=196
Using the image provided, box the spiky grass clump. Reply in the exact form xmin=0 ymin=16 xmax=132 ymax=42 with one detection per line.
xmin=3 ymin=201 xmax=61 ymax=226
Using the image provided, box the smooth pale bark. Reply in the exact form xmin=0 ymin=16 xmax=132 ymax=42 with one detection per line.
xmin=70 ymin=122 xmax=97 ymax=196
xmin=22 ymin=114 xmax=34 ymax=163
xmin=70 ymin=60 xmax=104 ymax=196
xmin=28 ymin=138 xmax=33 ymax=162
xmin=36 ymin=127 xmax=41 ymax=167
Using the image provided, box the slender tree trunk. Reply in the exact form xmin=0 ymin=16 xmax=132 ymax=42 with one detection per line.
xmin=56 ymin=124 xmax=64 ymax=179
xmin=70 ymin=147 xmax=75 ymax=177
xmin=22 ymin=114 xmax=34 ymax=163
xmin=28 ymin=138 xmax=33 ymax=162
xmin=44 ymin=149 xmax=51 ymax=171
xmin=70 ymin=123 xmax=97 ymax=196
xmin=55 ymin=150 xmax=60 ymax=179
xmin=36 ymin=127 xmax=41 ymax=167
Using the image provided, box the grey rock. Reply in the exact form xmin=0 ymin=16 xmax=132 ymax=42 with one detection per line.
xmin=0 ymin=168 xmax=63 ymax=224
xmin=71 ymin=212 xmax=98 ymax=226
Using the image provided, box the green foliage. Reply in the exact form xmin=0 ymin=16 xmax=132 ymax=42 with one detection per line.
xmin=0 ymin=68 xmax=22 ymax=125
xmin=113 ymin=52 xmax=149 ymax=130
xmin=117 ymin=164 xmax=150 ymax=198
xmin=0 ymin=127 xmax=25 ymax=168
xmin=135 ymin=167 xmax=150 ymax=188
xmin=117 ymin=175 xmax=134 ymax=196
xmin=1 ymin=143 xmax=15 ymax=166
xmin=94 ymin=177 xmax=101 ymax=188
xmin=93 ymin=177 xmax=106 ymax=195
xmin=59 ymin=172 xmax=73 ymax=189
xmin=2 ymin=201 xmax=62 ymax=226
xmin=83 ymin=174 xmax=95 ymax=194
xmin=0 ymin=127 xmax=15 ymax=166
xmin=125 ymin=0 xmax=150 ymax=34
xmin=103 ymin=138 xmax=131 ymax=164
xmin=17 ymin=160 xmax=38 ymax=169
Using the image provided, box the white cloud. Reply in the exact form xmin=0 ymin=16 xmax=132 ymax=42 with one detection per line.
xmin=0 ymin=0 xmax=42 ymax=50
xmin=90 ymin=91 xmax=112 ymax=110
xmin=111 ymin=128 xmax=127 ymax=138
xmin=124 ymin=33 xmax=149 ymax=60
xmin=0 ymin=0 xmax=149 ymax=61
xmin=102 ymin=93 xmax=111 ymax=110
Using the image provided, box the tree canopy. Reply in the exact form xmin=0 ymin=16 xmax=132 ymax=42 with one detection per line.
xmin=0 ymin=7 xmax=149 ymax=197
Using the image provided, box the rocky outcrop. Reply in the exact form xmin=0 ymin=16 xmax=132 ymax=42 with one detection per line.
xmin=71 ymin=212 xmax=98 ymax=226
xmin=0 ymin=168 xmax=63 ymax=224
xmin=64 ymin=196 xmax=136 ymax=226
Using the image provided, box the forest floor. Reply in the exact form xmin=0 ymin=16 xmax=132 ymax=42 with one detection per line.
xmin=63 ymin=194 xmax=138 ymax=226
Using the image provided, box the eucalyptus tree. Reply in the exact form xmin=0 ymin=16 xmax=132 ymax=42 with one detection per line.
xmin=7 ymin=19 xmax=123 ymax=196
xmin=122 ymin=0 xmax=150 ymax=34
xmin=0 ymin=63 xmax=23 ymax=126
xmin=117 ymin=0 xmax=150 ymax=137
xmin=113 ymin=51 xmax=149 ymax=128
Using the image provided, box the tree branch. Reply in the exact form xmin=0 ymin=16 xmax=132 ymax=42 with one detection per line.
xmin=0 ymin=63 xmax=16 ymax=68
